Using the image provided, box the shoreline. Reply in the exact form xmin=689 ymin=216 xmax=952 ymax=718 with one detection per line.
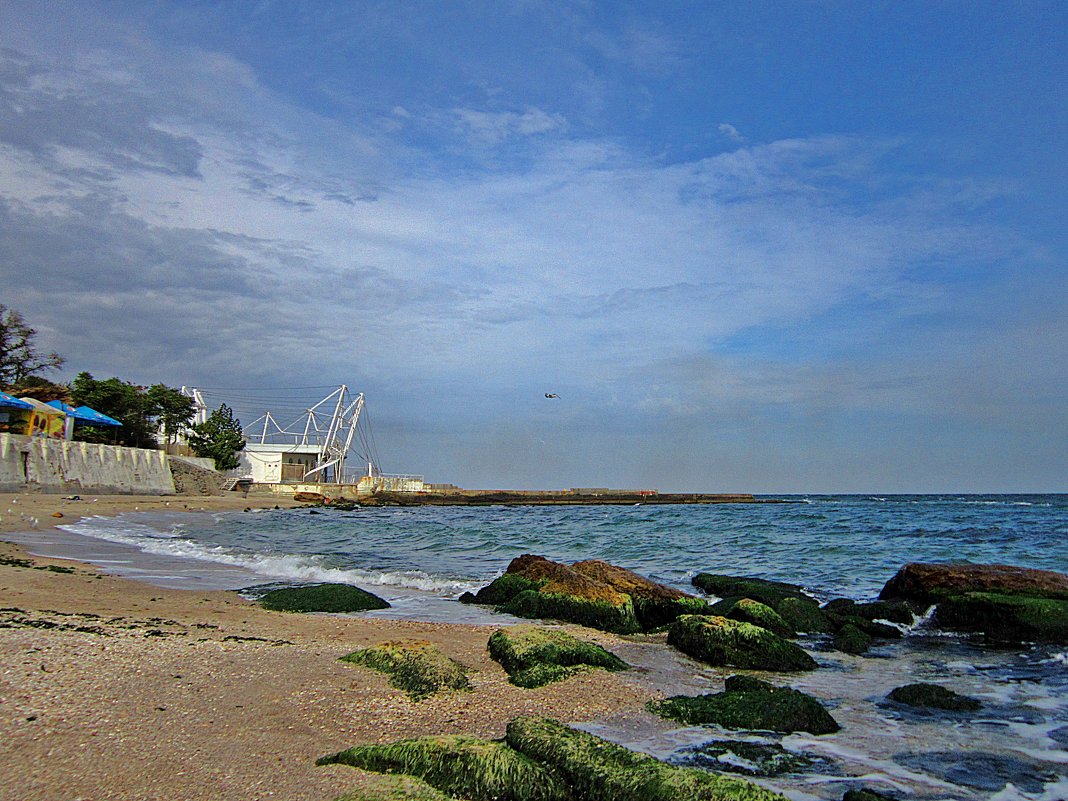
xmin=0 ymin=492 xmax=656 ymax=801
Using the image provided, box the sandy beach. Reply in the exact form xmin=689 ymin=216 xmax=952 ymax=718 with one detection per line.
xmin=0 ymin=492 xmax=654 ymax=801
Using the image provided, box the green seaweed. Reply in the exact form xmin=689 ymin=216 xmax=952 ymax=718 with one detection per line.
xmin=341 ymin=641 xmax=471 ymax=700
xmin=667 ymin=615 xmax=818 ymax=672
xmin=823 ymin=599 xmax=914 ymax=626
xmin=650 ymin=675 xmax=840 ymax=735
xmin=258 ymin=582 xmax=390 ymax=613
xmin=462 ymin=573 xmax=546 ymax=606
xmin=501 ymin=590 xmax=641 ymax=634
xmin=932 ymin=591 xmax=1068 ymax=643
xmin=335 ymin=774 xmax=465 ymax=801
xmin=318 ymin=734 xmax=572 ymax=801
xmin=487 ymin=625 xmax=628 ymax=688
xmin=504 ymin=716 xmax=788 ymax=801
xmin=887 ymin=683 xmax=981 ymax=711
xmin=776 ymin=597 xmax=834 ymax=633
xmin=679 ymin=740 xmax=833 ymax=777
xmin=691 ymin=574 xmax=807 ymax=608
xmin=833 ymin=623 xmax=873 ymax=656
xmin=711 ymin=598 xmax=794 ymax=637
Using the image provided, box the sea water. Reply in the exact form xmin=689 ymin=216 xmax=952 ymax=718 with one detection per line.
xmin=10 ymin=494 xmax=1068 ymax=800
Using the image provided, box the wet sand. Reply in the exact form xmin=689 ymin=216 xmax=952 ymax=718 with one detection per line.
xmin=0 ymin=492 xmax=654 ymax=801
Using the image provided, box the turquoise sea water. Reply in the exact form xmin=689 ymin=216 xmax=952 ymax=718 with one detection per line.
xmin=12 ymin=494 xmax=1068 ymax=801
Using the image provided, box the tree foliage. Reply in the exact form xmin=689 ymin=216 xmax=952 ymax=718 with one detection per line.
xmin=188 ymin=403 xmax=245 ymax=471
xmin=70 ymin=372 xmax=194 ymax=449
xmin=147 ymin=383 xmax=197 ymax=447
xmin=0 ymin=305 xmax=64 ymax=387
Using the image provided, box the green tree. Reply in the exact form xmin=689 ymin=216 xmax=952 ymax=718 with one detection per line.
xmin=188 ymin=404 xmax=245 ymax=471
xmin=0 ymin=305 xmax=64 ymax=387
xmin=147 ymin=384 xmax=196 ymax=449
xmin=71 ymin=372 xmax=157 ymax=447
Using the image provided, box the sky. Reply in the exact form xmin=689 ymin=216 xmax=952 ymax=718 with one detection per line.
xmin=1 ymin=1 xmax=1066 ymax=493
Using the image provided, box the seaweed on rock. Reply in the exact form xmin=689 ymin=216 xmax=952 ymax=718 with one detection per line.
xmin=710 ymin=598 xmax=795 ymax=637
xmin=257 ymin=582 xmax=390 ymax=613
xmin=504 ymin=716 xmax=789 ymax=801
xmin=487 ymin=625 xmax=628 ymax=688
xmin=318 ymin=735 xmax=573 ymax=801
xmin=887 ymin=683 xmax=981 ymax=711
xmin=832 ymin=624 xmax=873 ymax=656
xmin=341 ymin=641 xmax=471 ymax=700
xmin=667 ymin=615 xmax=818 ymax=672
xmin=649 ymin=675 xmax=840 ymax=735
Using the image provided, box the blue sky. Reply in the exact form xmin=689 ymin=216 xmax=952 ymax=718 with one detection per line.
xmin=1 ymin=1 xmax=1065 ymax=492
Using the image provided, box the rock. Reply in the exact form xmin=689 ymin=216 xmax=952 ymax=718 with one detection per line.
xmin=879 ymin=562 xmax=1068 ymax=605
xmin=318 ymin=733 xmax=573 ymax=801
xmin=677 ymin=740 xmax=837 ymax=777
xmin=711 ymin=597 xmax=795 ymax=637
xmin=777 ymin=596 xmax=834 ymax=633
xmin=823 ymin=613 xmax=902 ymax=640
xmin=842 ymin=791 xmax=900 ymax=801
xmin=887 ymin=683 xmax=981 ymax=711
xmin=487 ymin=625 xmax=628 ymax=688
xmin=293 ymin=491 xmax=326 ymax=502
xmin=341 ymin=641 xmax=471 ymax=700
xmin=650 ymin=675 xmax=840 ymax=735
xmin=691 ymin=573 xmax=809 ymax=608
xmin=462 ymin=554 xmax=708 ymax=634
xmin=666 ymin=615 xmax=818 ymax=672
xmin=823 ymin=598 xmax=915 ymax=625
xmin=933 ymin=592 xmax=1068 ymax=644
xmin=833 ymin=623 xmax=873 ymax=655
xmin=505 ymin=715 xmax=789 ymax=801
xmin=257 ymin=582 xmax=390 ymax=613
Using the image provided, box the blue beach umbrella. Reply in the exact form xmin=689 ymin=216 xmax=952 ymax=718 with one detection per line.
xmin=73 ymin=405 xmax=122 ymax=427
xmin=0 ymin=391 xmax=33 ymax=409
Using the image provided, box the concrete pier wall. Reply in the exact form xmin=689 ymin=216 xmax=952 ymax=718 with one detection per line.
xmin=0 ymin=433 xmax=175 ymax=495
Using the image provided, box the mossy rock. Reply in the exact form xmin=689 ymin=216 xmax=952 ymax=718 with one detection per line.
xmin=842 ymin=790 xmax=900 ymax=801
xmin=823 ymin=612 xmax=902 ymax=640
xmin=319 ymin=734 xmax=572 ymax=801
xmin=505 ymin=715 xmax=789 ymax=801
xmin=823 ymin=599 xmax=914 ymax=626
xmin=501 ymin=589 xmax=641 ymax=634
xmin=776 ymin=596 xmax=834 ymax=633
xmin=341 ymin=641 xmax=471 ymax=700
xmin=879 ymin=562 xmax=1068 ymax=605
xmin=887 ymin=683 xmax=981 ymax=711
xmin=461 ymin=573 xmax=546 ymax=606
xmin=258 ymin=582 xmax=390 ymax=613
xmin=677 ymin=739 xmax=835 ymax=777
xmin=711 ymin=597 xmax=794 ymax=637
xmin=336 ymin=774 xmax=465 ymax=801
xmin=488 ymin=625 xmax=627 ymax=688
xmin=833 ymin=624 xmax=873 ymax=656
xmin=667 ymin=615 xmax=818 ymax=672
xmin=691 ymin=574 xmax=808 ymax=608
xmin=932 ymin=591 xmax=1068 ymax=644
xmin=650 ymin=675 xmax=840 ymax=735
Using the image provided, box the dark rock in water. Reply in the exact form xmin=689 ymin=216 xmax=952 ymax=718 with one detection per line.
xmin=894 ymin=750 xmax=1059 ymax=794
xmin=462 ymin=554 xmax=709 ymax=634
xmin=340 ymin=641 xmax=471 ymax=700
xmin=879 ymin=562 xmax=1068 ymax=605
xmin=823 ymin=598 xmax=915 ymax=625
xmin=933 ymin=591 xmax=1068 ymax=644
xmin=650 ymin=674 xmax=840 ymax=734
xmin=833 ymin=623 xmax=873 ymax=655
xmin=692 ymin=573 xmax=808 ymax=607
xmin=677 ymin=739 xmax=837 ymax=777
xmin=777 ymin=596 xmax=834 ymax=633
xmin=823 ymin=612 xmax=902 ymax=640
xmin=667 ymin=615 xmax=818 ymax=672
xmin=504 ymin=715 xmax=789 ymax=801
xmin=842 ymin=790 xmax=900 ymax=801
xmin=710 ymin=597 xmax=795 ymax=637
xmin=487 ymin=624 xmax=628 ymax=688
xmin=258 ymin=582 xmax=390 ymax=613
xmin=887 ymin=682 xmax=981 ymax=711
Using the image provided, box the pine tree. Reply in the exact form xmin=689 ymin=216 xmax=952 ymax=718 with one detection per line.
xmin=188 ymin=404 xmax=245 ymax=471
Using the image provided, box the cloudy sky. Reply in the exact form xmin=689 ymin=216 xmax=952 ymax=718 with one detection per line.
xmin=2 ymin=1 xmax=1065 ymax=492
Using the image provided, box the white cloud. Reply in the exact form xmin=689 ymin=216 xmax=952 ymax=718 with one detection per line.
xmin=718 ymin=122 xmax=743 ymax=142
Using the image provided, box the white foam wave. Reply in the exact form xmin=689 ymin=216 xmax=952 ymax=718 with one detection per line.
xmin=57 ymin=517 xmax=479 ymax=596
xmin=990 ymin=776 xmax=1068 ymax=801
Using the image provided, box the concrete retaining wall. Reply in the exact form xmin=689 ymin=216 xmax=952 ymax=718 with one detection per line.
xmin=0 ymin=433 xmax=175 ymax=495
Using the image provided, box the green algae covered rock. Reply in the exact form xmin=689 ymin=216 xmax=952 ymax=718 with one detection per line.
xmin=691 ymin=574 xmax=808 ymax=608
xmin=258 ymin=582 xmax=390 ymax=613
xmin=678 ymin=740 xmax=835 ymax=777
xmin=777 ymin=596 xmax=834 ymax=633
xmin=711 ymin=597 xmax=794 ymax=637
xmin=461 ymin=555 xmax=709 ymax=634
xmin=487 ymin=625 xmax=628 ymax=688
xmin=822 ymin=598 xmax=915 ymax=626
xmin=887 ymin=682 xmax=981 ymax=711
xmin=650 ymin=675 xmax=840 ymax=735
xmin=336 ymin=774 xmax=465 ymax=801
xmin=667 ymin=615 xmax=818 ymax=672
xmin=318 ymin=734 xmax=572 ymax=801
xmin=833 ymin=623 xmax=873 ymax=656
xmin=504 ymin=716 xmax=788 ymax=801
xmin=879 ymin=562 xmax=1068 ymax=606
xmin=841 ymin=790 xmax=901 ymax=801
xmin=932 ymin=591 xmax=1068 ymax=644
xmin=341 ymin=641 xmax=471 ymax=700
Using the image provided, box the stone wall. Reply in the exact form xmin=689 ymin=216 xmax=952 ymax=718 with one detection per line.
xmin=0 ymin=433 xmax=175 ymax=495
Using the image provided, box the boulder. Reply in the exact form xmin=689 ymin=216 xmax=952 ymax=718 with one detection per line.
xmin=257 ymin=582 xmax=390 ymax=613
xmin=777 ymin=596 xmax=835 ymax=633
xmin=340 ymin=641 xmax=471 ymax=701
xmin=650 ymin=675 xmax=840 ymax=735
xmin=462 ymin=555 xmax=708 ymax=634
xmin=666 ymin=615 xmax=818 ymax=672
xmin=933 ymin=592 xmax=1068 ymax=644
xmin=833 ymin=623 xmax=873 ymax=656
xmin=710 ymin=597 xmax=794 ymax=637
xmin=487 ymin=625 xmax=628 ymax=688
xmin=822 ymin=598 xmax=915 ymax=625
xmin=887 ymin=682 xmax=981 ymax=712
xmin=692 ymin=573 xmax=833 ymax=633
xmin=879 ymin=563 xmax=1068 ymax=605
xmin=677 ymin=740 xmax=836 ymax=777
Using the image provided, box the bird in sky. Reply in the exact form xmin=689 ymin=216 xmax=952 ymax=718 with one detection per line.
xmin=544 ymin=393 xmax=559 ymax=399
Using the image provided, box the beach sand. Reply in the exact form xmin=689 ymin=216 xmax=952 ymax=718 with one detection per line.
xmin=0 ymin=492 xmax=654 ymax=801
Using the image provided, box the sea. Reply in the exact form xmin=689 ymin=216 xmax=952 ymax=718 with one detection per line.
xmin=8 ymin=494 xmax=1068 ymax=801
